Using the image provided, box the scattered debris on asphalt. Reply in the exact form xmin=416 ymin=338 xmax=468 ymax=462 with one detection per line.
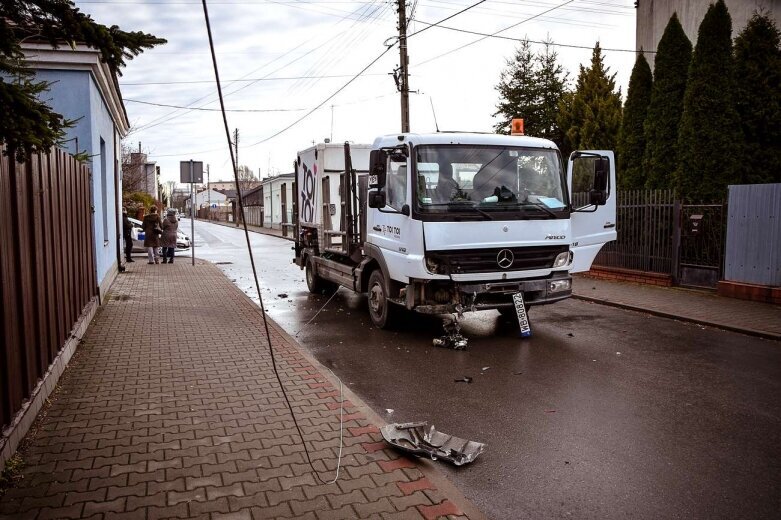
xmin=514 ymin=371 xmax=523 ymax=375
xmin=545 ymin=409 xmax=556 ymax=413
xmin=481 ymin=366 xmax=490 ymax=372
xmin=454 ymin=376 xmax=473 ymax=384
xmin=386 ymin=409 xmax=394 ymax=414
xmin=380 ymin=422 xmax=486 ymax=466
xmin=567 ymin=332 xmax=574 ymax=337
xmin=433 ymin=315 xmax=468 ymax=350
xmin=277 ymin=293 xmax=288 ymax=298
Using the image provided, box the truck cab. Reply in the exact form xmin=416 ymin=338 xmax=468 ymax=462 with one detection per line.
xmin=294 ymin=133 xmax=616 ymax=329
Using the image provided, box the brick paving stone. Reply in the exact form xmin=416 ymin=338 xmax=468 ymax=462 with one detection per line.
xmin=289 ymin=494 xmax=330 ymax=515
xmin=213 ymin=510 xmax=253 ymax=520
xmin=381 ymin=510 xmax=426 ymax=520
xmin=315 ymin=504 xmax=358 ymax=520
xmin=0 ymin=262 xmax=479 ymax=519
xmin=417 ymin=500 xmax=463 ymax=520
xmin=390 ymin=491 xmax=432 ymax=512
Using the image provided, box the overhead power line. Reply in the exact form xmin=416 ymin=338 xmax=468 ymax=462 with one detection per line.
xmin=414 ymin=0 xmax=577 ymax=67
xmin=410 ymin=19 xmax=656 ymax=54
xmin=121 ymin=73 xmax=389 ymax=86
xmin=241 ymin=0 xmax=490 ymax=148
xmin=130 ymin=0 xmax=382 ymax=133
xmin=125 ymin=98 xmax=306 ymax=111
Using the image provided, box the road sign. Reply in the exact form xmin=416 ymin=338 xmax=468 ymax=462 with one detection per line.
xmin=180 ymin=161 xmax=204 ymax=183
xmin=211 ymin=203 xmax=217 ymax=208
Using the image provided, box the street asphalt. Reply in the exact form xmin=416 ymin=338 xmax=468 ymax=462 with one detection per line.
xmin=192 ymin=221 xmax=781 ymax=520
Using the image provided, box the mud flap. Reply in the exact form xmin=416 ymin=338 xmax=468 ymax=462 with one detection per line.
xmin=513 ymin=292 xmax=532 ymax=338
xmin=380 ymin=422 xmax=485 ymax=466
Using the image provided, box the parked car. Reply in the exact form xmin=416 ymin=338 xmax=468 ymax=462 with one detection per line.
xmin=128 ymin=217 xmax=190 ymax=252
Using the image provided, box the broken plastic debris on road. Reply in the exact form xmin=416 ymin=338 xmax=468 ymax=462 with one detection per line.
xmin=380 ymin=422 xmax=486 ymax=466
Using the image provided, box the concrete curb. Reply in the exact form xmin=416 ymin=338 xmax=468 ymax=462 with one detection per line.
xmin=196 ymin=218 xmax=294 ymax=241
xmin=573 ymin=294 xmax=781 ymax=342
xmin=221 ymin=263 xmax=488 ymax=520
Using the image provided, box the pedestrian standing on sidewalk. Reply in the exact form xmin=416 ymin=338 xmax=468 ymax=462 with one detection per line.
xmin=122 ymin=207 xmax=134 ymax=263
xmin=161 ymin=208 xmax=179 ymax=264
xmin=142 ymin=206 xmax=162 ymax=264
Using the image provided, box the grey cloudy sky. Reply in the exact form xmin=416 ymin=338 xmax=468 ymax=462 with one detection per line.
xmin=74 ymin=0 xmax=638 ymax=186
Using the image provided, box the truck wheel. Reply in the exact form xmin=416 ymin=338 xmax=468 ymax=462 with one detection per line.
xmin=367 ymin=269 xmax=397 ymax=329
xmin=305 ymin=257 xmax=336 ymax=294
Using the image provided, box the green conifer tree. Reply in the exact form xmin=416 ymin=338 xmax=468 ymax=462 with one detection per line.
xmin=534 ymin=41 xmax=568 ymax=147
xmin=643 ymin=13 xmax=691 ymax=190
xmin=494 ymin=40 xmax=539 ymax=135
xmin=675 ymin=0 xmax=740 ymax=201
xmin=1 ymin=0 xmax=165 ymax=161
xmin=733 ymin=11 xmax=781 ymax=184
xmin=618 ymin=53 xmax=652 ymax=189
xmin=557 ymin=43 xmax=622 ymax=156
xmin=494 ymin=39 xmax=567 ymax=148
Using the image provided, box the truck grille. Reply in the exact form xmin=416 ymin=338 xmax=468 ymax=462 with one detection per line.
xmin=427 ymin=245 xmax=568 ymax=274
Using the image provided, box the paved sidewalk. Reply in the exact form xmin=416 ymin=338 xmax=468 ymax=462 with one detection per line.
xmin=573 ymin=276 xmax=781 ymax=341
xmin=0 ymin=261 xmax=478 ymax=520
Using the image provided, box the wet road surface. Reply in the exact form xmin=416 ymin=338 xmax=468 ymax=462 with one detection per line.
xmin=192 ymin=221 xmax=781 ymax=520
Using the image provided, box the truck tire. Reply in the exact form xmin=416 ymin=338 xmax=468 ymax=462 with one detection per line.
xmin=367 ymin=269 xmax=397 ymax=329
xmin=305 ymin=256 xmax=336 ymax=294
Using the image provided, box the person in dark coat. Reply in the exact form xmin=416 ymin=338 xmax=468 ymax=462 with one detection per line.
xmin=142 ymin=206 xmax=162 ymax=264
xmin=122 ymin=208 xmax=134 ymax=263
xmin=161 ymin=209 xmax=179 ymax=264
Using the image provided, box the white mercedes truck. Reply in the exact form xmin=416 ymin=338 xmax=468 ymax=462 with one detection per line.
xmin=293 ymin=133 xmax=616 ymax=329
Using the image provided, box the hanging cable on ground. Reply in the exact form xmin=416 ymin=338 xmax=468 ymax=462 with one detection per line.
xmin=200 ymin=0 xmax=344 ymax=485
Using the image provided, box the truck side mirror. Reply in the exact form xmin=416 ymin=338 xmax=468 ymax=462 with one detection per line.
xmin=369 ymin=150 xmax=387 ymax=188
xmin=368 ymin=191 xmax=386 ymax=208
xmin=594 ymin=157 xmax=609 ymax=192
xmin=589 ymin=157 xmax=609 ymax=206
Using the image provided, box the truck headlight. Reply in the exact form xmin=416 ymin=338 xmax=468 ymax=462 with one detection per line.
xmin=549 ymin=279 xmax=571 ymax=293
xmin=425 ymin=257 xmax=441 ymax=274
xmin=552 ymin=251 xmax=572 ymax=268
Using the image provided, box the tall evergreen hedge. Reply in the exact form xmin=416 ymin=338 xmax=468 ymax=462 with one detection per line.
xmin=643 ymin=13 xmax=691 ymax=190
xmin=734 ymin=12 xmax=781 ymax=184
xmin=618 ymin=53 xmax=652 ymax=189
xmin=675 ymin=0 xmax=741 ymax=201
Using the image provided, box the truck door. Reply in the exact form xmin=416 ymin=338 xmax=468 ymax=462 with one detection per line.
xmin=367 ymin=154 xmax=416 ymax=280
xmin=568 ymin=150 xmax=617 ymax=273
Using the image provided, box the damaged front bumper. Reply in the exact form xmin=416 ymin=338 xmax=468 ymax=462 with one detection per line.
xmin=402 ymin=272 xmax=572 ymax=314
xmin=380 ymin=422 xmax=486 ymax=466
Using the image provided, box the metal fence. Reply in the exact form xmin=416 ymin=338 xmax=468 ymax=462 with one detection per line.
xmin=724 ymin=183 xmax=781 ymax=286
xmin=0 ymin=146 xmax=97 ymax=429
xmin=574 ymin=189 xmax=676 ymax=274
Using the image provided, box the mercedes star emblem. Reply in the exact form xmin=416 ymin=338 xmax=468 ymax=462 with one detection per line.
xmin=497 ymin=249 xmax=514 ymax=269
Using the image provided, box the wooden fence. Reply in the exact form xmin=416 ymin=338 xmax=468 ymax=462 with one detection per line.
xmin=0 ymin=146 xmax=97 ymax=429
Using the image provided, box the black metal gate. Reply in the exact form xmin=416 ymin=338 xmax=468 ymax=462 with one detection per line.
xmin=674 ymin=203 xmax=726 ymax=288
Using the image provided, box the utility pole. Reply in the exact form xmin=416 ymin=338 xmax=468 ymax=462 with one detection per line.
xmin=207 ymin=164 xmax=211 ymax=221
xmin=397 ymin=0 xmax=410 ymax=132
xmin=233 ymin=128 xmax=239 ymax=176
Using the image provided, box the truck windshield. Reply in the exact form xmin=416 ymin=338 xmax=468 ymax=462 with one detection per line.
xmin=414 ymin=145 xmax=567 ymax=218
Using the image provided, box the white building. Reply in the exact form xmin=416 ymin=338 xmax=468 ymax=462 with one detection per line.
xmin=261 ymin=173 xmax=294 ymax=230
xmin=185 ymin=189 xmax=227 ymax=211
